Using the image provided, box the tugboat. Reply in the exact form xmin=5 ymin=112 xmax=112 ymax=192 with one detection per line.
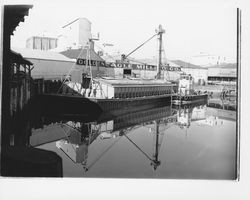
xmin=172 ymin=74 xmax=208 ymax=105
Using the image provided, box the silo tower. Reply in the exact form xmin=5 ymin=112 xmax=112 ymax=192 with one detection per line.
xmin=61 ymin=18 xmax=93 ymax=50
xmin=78 ymin=18 xmax=92 ymax=49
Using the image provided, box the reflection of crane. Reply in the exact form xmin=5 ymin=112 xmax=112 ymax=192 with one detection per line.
xmin=82 ymin=136 xmax=122 ymax=172
xmin=80 ymin=124 xmax=142 ymax=173
xmin=57 ymin=113 xmax=176 ymax=173
xmin=151 ymin=121 xmax=161 ymax=170
xmin=120 ymin=119 xmax=173 ymax=171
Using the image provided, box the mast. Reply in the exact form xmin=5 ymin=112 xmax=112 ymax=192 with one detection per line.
xmin=156 ymin=25 xmax=165 ymax=79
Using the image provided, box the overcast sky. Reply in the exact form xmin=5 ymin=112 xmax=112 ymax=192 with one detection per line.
xmin=9 ymin=0 xmax=238 ymax=62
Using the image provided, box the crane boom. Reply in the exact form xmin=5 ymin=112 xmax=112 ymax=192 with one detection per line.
xmin=122 ymin=33 xmax=158 ymax=60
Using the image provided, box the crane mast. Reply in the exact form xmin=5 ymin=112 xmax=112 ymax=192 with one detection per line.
xmin=121 ymin=25 xmax=165 ymax=80
xmin=156 ymin=24 xmax=165 ymax=79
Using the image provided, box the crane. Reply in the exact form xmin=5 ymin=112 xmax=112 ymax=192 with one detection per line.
xmin=120 ymin=25 xmax=165 ymax=79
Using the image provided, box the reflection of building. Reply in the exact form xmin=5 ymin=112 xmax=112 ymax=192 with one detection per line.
xmin=205 ymin=107 xmax=236 ymax=122
xmin=196 ymin=98 xmax=236 ymax=126
xmin=177 ymin=108 xmax=192 ymax=129
xmin=55 ymin=104 xmax=175 ymax=170
xmin=191 ymin=106 xmax=206 ymax=121
xmin=197 ymin=116 xmax=224 ymax=126
xmin=175 ymin=104 xmax=207 ymax=129
xmin=206 ymin=98 xmax=236 ymax=122
xmin=208 ymin=98 xmax=236 ymax=111
xmin=56 ymin=132 xmax=89 ymax=164
xmin=30 ymin=123 xmax=78 ymax=147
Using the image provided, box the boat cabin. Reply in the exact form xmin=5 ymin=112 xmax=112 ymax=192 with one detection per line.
xmin=178 ymin=74 xmax=194 ymax=95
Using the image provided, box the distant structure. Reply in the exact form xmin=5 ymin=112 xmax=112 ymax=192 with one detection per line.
xmin=190 ymin=53 xmax=229 ymax=67
xmin=171 ymin=60 xmax=208 ymax=85
xmin=207 ymin=63 xmax=237 ymax=85
xmin=12 ymin=47 xmax=75 ymax=80
xmin=26 ymin=36 xmax=58 ymax=50
xmin=59 ymin=18 xmax=93 ymax=50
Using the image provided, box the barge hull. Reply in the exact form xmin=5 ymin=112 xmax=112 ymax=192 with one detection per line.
xmin=91 ymin=94 xmax=172 ymax=113
xmin=172 ymin=94 xmax=208 ymax=105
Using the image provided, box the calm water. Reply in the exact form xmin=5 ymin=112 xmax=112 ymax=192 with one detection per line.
xmin=28 ymin=97 xmax=237 ymax=179
xmin=1 ymin=97 xmax=237 ymax=179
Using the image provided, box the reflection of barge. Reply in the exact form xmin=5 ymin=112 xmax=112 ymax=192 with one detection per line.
xmin=172 ymin=99 xmax=207 ymax=110
xmin=55 ymin=102 xmax=177 ymax=173
xmin=172 ymin=94 xmax=208 ymax=105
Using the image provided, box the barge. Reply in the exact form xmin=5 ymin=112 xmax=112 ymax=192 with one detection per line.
xmin=54 ymin=25 xmax=205 ymax=112
xmin=63 ymin=25 xmax=177 ymax=112
xmin=84 ymin=77 xmax=175 ymax=112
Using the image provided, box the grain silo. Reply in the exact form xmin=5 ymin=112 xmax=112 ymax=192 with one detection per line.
xmin=61 ymin=18 xmax=92 ymax=50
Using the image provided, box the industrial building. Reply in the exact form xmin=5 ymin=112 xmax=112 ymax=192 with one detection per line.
xmin=58 ymin=18 xmax=93 ymax=51
xmin=26 ymin=36 xmax=58 ymax=50
xmin=207 ymin=63 xmax=237 ymax=85
xmin=60 ymin=47 xmax=107 ymax=81
xmin=189 ymin=53 xmax=229 ymax=67
xmin=171 ymin=60 xmax=208 ymax=85
xmin=12 ymin=47 xmax=75 ymax=80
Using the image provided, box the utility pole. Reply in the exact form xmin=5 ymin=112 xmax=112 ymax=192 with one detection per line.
xmin=156 ymin=25 xmax=165 ymax=79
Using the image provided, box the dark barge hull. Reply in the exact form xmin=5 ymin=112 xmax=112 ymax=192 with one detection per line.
xmin=34 ymin=94 xmax=172 ymax=118
xmin=91 ymin=94 xmax=172 ymax=115
xmin=32 ymin=94 xmax=102 ymax=118
xmin=171 ymin=98 xmax=208 ymax=110
xmin=172 ymin=94 xmax=208 ymax=105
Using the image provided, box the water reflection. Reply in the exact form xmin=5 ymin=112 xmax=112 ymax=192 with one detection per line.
xmin=1 ymin=97 xmax=237 ymax=178
xmin=55 ymin=105 xmax=176 ymax=173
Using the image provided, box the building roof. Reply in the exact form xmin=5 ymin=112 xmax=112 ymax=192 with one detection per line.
xmin=4 ymin=5 xmax=33 ymax=35
xmin=171 ymin=60 xmax=204 ymax=69
xmin=101 ymin=53 xmax=122 ymax=63
xmin=11 ymin=48 xmax=75 ymax=62
xmin=10 ymin=50 xmax=33 ymax=65
xmin=60 ymin=48 xmax=105 ymax=62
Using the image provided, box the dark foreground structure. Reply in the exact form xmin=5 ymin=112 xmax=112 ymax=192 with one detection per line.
xmin=0 ymin=5 xmax=63 ymax=177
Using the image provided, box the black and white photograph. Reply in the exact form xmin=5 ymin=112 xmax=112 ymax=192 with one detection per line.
xmin=0 ymin=0 xmax=249 ymax=199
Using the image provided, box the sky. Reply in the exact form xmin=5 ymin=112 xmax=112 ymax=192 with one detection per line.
xmin=7 ymin=0 xmax=239 ymax=62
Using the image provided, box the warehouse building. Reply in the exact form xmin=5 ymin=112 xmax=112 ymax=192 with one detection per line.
xmin=12 ymin=47 xmax=75 ymax=80
xmin=26 ymin=36 xmax=58 ymax=50
xmin=171 ymin=60 xmax=208 ymax=85
xmin=207 ymin=63 xmax=237 ymax=85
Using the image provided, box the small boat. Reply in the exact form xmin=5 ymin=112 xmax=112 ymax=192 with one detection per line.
xmin=172 ymin=74 xmax=208 ymax=105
